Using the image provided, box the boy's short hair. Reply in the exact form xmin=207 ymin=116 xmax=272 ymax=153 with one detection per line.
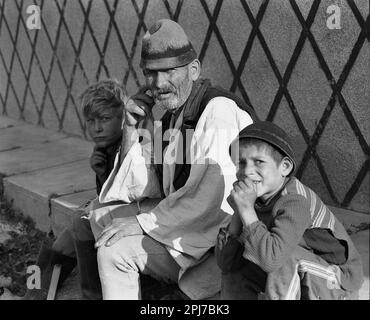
xmin=231 ymin=121 xmax=297 ymax=176
xmin=80 ymin=79 xmax=127 ymax=118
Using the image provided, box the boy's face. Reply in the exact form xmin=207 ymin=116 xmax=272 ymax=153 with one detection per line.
xmin=235 ymin=143 xmax=291 ymax=201
xmin=86 ymin=108 xmax=122 ymax=149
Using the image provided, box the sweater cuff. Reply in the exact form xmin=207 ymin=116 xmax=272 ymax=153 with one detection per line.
xmin=239 ymin=221 xmax=262 ymax=244
xmin=219 ymin=225 xmax=240 ymax=242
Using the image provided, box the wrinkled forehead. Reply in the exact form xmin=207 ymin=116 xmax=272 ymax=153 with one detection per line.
xmin=143 ymin=63 xmax=190 ymax=75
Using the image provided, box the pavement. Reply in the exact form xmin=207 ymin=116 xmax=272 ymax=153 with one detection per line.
xmin=0 ymin=115 xmax=369 ymax=300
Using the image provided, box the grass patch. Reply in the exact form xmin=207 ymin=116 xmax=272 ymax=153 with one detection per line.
xmin=0 ymin=195 xmax=51 ymax=297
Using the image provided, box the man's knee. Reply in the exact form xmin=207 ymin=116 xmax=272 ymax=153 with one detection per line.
xmin=97 ymin=236 xmax=145 ymax=273
xmin=97 ymin=244 xmax=121 ymax=269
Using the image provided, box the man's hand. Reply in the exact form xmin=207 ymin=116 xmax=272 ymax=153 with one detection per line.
xmin=228 ymin=178 xmax=259 ymax=226
xmin=124 ymin=87 xmax=154 ymax=128
xmin=120 ymin=87 xmax=155 ymax=163
xmin=90 ymin=148 xmax=107 ymax=177
xmin=95 ymin=216 xmax=143 ymax=248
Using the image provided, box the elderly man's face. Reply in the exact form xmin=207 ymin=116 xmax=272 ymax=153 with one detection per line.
xmin=143 ymin=64 xmax=193 ymax=112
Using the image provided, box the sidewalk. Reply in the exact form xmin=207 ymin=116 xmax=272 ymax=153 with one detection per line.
xmin=0 ymin=115 xmax=369 ymax=300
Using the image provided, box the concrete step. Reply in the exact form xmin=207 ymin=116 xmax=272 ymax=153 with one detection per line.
xmin=327 ymin=207 xmax=369 ymax=300
xmin=3 ymin=160 xmax=96 ymax=232
xmin=0 ymin=121 xmax=67 ymax=152
xmin=329 ymin=205 xmax=370 ymax=232
xmin=351 ymin=229 xmax=370 ymax=300
xmin=0 ymin=137 xmax=93 ymax=177
xmin=0 ymin=115 xmax=95 ymax=234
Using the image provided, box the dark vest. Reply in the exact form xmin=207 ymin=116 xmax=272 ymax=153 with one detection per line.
xmin=155 ymin=81 xmax=258 ymax=194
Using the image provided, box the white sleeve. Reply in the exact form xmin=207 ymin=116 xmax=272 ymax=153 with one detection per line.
xmin=136 ymin=97 xmax=253 ymax=266
xmin=98 ymin=141 xmax=161 ymax=203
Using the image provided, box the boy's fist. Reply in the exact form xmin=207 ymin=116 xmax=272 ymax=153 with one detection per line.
xmin=231 ymin=179 xmax=257 ymax=207
xmin=90 ymin=148 xmax=108 ymax=177
xmin=229 ymin=178 xmax=258 ymax=226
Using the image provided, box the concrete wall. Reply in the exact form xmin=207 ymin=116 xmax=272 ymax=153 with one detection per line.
xmin=0 ymin=0 xmax=369 ymax=213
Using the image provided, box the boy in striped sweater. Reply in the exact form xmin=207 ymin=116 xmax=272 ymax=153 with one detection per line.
xmin=216 ymin=121 xmax=363 ymax=300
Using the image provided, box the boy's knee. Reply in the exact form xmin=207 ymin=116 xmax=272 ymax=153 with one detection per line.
xmin=72 ymin=214 xmax=94 ymax=241
xmin=52 ymin=228 xmax=76 ymax=256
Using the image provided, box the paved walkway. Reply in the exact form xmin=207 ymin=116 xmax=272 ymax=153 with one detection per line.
xmin=0 ymin=115 xmax=369 ymax=300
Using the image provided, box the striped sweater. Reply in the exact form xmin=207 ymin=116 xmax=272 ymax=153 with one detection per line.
xmin=237 ymin=177 xmax=363 ymax=291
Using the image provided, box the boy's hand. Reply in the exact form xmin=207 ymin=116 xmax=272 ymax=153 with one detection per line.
xmin=90 ymin=148 xmax=107 ymax=177
xmin=230 ymin=179 xmax=257 ymax=210
xmin=124 ymin=87 xmax=154 ymax=128
xmin=228 ymin=210 xmax=243 ymax=236
xmin=229 ymin=178 xmax=258 ymax=226
xmin=95 ymin=216 xmax=143 ymax=248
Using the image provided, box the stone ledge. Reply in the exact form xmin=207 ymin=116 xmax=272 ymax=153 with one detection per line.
xmin=3 ymin=160 xmax=96 ymax=233
xmin=329 ymin=205 xmax=369 ymax=227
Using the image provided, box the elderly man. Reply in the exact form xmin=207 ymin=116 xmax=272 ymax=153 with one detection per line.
xmin=75 ymin=19 xmax=258 ymax=300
